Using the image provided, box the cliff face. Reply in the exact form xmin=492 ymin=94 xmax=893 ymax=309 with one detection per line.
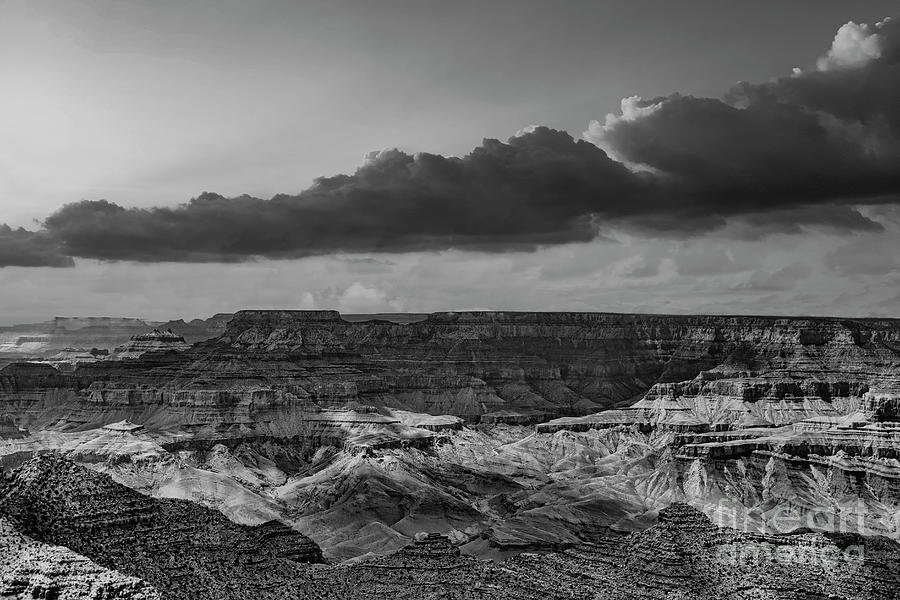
xmin=9 ymin=310 xmax=899 ymax=427
xmin=200 ymin=311 xmax=900 ymax=423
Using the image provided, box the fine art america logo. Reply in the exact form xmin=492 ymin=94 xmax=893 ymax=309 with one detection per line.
xmin=708 ymin=499 xmax=875 ymax=567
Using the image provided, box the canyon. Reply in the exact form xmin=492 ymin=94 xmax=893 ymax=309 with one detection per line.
xmin=2 ymin=310 xmax=900 ymax=598
xmin=4 ymin=460 xmax=897 ymax=599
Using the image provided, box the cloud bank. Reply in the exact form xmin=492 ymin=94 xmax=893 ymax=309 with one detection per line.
xmin=590 ymin=18 xmax=900 ymax=221
xmin=40 ymin=129 xmax=636 ymax=262
xmin=4 ymin=17 xmax=899 ymax=267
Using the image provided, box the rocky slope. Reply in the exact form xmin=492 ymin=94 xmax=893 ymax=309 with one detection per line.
xmin=7 ymin=412 xmax=895 ymax=565
xmin=0 ymin=517 xmax=160 ymax=599
xmin=3 ymin=462 xmax=898 ymax=600
xmin=0 ymin=455 xmax=324 ymax=600
xmin=0 ymin=418 xmax=674 ymax=560
xmin=312 ymin=503 xmax=900 ymax=599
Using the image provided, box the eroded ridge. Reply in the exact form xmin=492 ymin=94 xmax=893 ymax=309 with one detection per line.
xmin=0 ymin=454 xmax=323 ymax=600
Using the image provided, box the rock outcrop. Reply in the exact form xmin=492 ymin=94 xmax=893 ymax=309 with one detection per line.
xmin=0 ymin=455 xmax=324 ymax=600
xmin=109 ymin=329 xmax=192 ymax=360
xmin=157 ymin=313 xmax=234 ymax=343
xmin=0 ymin=517 xmax=160 ymax=599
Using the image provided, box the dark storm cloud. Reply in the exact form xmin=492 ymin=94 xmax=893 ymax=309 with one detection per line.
xmin=41 ymin=128 xmax=638 ymax=262
xmin=0 ymin=225 xmax=73 ymax=268
xmin=2 ymin=18 xmax=899 ymax=267
xmin=592 ymin=18 xmax=900 ymax=225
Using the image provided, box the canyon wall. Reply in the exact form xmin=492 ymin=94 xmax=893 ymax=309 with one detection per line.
xmin=3 ymin=310 xmax=900 ymax=565
xmin=7 ymin=310 xmax=900 ymax=429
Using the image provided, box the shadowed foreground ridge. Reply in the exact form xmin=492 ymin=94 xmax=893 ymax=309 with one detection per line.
xmin=0 ymin=517 xmax=161 ymax=600
xmin=319 ymin=502 xmax=900 ymax=599
xmin=0 ymin=454 xmax=323 ymax=600
xmin=1 ymin=455 xmax=899 ymax=599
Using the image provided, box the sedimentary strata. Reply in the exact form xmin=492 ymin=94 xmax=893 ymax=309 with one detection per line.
xmin=7 ymin=310 xmax=900 ymax=429
xmin=109 ymin=329 xmax=192 ymax=360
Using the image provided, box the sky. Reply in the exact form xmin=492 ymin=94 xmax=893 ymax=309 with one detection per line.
xmin=1 ymin=1 xmax=899 ymax=323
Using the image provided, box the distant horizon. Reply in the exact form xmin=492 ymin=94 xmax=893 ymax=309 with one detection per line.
xmin=5 ymin=306 xmax=900 ymax=328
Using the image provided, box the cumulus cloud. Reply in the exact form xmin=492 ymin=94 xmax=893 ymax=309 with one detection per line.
xmin=1 ymin=17 xmax=899 ymax=267
xmin=336 ymin=282 xmax=402 ymax=314
xmin=817 ymin=19 xmax=898 ymax=71
xmin=589 ymin=16 xmax=900 ymax=226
